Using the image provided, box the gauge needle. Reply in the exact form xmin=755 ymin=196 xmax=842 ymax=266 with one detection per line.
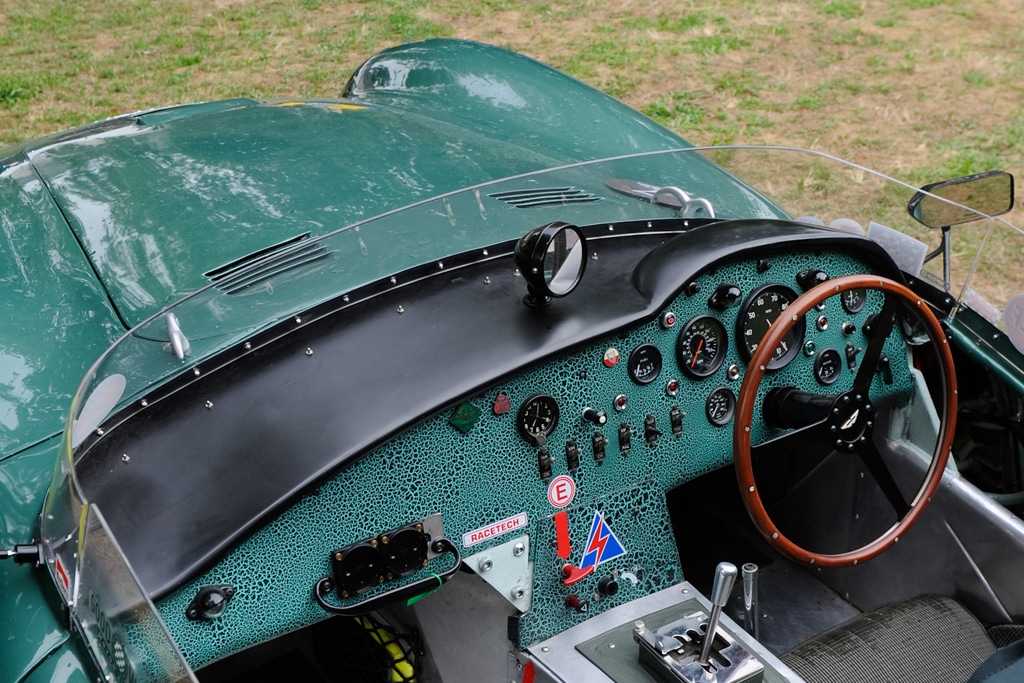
xmin=691 ymin=339 xmax=704 ymax=368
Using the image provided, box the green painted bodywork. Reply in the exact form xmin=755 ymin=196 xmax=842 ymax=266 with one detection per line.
xmin=0 ymin=437 xmax=70 ymax=680
xmin=0 ymin=164 xmax=122 ymax=457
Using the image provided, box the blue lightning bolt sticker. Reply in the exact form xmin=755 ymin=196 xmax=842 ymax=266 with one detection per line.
xmin=579 ymin=511 xmax=626 ymax=569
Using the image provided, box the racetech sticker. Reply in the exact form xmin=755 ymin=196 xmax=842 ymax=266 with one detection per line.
xmin=462 ymin=512 xmax=528 ymax=547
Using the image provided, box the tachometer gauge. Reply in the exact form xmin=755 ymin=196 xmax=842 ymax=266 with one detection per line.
xmin=705 ymin=387 xmax=736 ymax=426
xmin=677 ymin=315 xmax=728 ymax=379
xmin=814 ymin=347 xmax=842 ymax=385
xmin=516 ymin=393 xmax=560 ymax=445
xmin=841 ymin=288 xmax=866 ymax=314
xmin=737 ymin=284 xmax=805 ymax=370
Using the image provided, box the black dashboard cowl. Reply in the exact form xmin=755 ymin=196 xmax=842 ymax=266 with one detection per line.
xmin=76 ymin=218 xmax=906 ymax=600
xmin=632 ymin=219 xmax=905 ymax=301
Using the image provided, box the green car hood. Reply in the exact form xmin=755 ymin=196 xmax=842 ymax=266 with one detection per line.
xmin=23 ymin=39 xmax=688 ymax=330
xmin=0 ymin=164 xmax=122 ymax=456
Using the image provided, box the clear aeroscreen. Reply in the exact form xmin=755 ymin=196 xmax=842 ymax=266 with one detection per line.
xmin=41 ymin=146 xmax=1020 ymax=679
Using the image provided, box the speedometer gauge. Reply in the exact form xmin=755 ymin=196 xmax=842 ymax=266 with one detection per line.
xmin=677 ymin=315 xmax=728 ymax=378
xmin=737 ymin=283 xmax=805 ymax=370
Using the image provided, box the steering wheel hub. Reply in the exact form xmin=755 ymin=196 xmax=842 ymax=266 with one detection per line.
xmin=830 ymin=392 xmax=874 ymax=449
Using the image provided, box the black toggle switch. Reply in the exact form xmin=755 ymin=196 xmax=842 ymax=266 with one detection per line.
xmin=845 ymin=342 xmax=862 ymax=371
xmin=537 ymin=447 xmax=552 ymax=480
xmin=618 ymin=423 xmax=633 ymax=455
xmin=669 ymin=405 xmax=685 ymax=436
xmin=565 ymin=440 xmax=580 ymax=471
xmin=878 ymin=353 xmax=893 ymax=385
xmin=592 ymin=430 xmax=607 ymax=465
xmin=644 ymin=413 xmax=662 ymax=447
xmin=582 ymin=407 xmax=607 ymax=426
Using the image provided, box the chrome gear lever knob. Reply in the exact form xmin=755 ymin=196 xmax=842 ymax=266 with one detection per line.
xmin=699 ymin=561 xmax=738 ymax=666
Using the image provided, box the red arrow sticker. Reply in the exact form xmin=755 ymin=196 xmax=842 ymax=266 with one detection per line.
xmin=554 ymin=510 xmax=571 ymax=560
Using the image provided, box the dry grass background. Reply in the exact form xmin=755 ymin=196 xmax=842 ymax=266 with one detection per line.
xmin=1 ymin=0 xmax=1021 ymax=196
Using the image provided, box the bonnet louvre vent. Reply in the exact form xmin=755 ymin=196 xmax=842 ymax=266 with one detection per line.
xmin=205 ymin=233 xmax=331 ymax=295
xmin=489 ymin=187 xmax=602 ymax=208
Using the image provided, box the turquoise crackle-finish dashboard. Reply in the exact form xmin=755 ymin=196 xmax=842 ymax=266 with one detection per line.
xmin=139 ymin=237 xmax=913 ymax=669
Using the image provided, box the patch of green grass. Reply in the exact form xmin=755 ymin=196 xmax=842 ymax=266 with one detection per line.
xmin=643 ymin=91 xmax=706 ymax=130
xmin=0 ymin=80 xmax=33 ymax=106
xmin=714 ymin=70 xmax=763 ymax=97
xmin=688 ymin=35 xmax=748 ymax=56
xmin=964 ymin=70 xmax=991 ymax=88
xmin=823 ymin=1 xmax=863 ymax=19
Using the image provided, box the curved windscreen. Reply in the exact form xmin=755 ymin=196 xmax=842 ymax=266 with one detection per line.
xmin=40 ymin=146 xmax=1020 ymax=679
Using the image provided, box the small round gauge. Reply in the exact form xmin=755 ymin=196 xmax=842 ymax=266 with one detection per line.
xmin=814 ymin=347 xmax=843 ymax=385
xmin=677 ymin=315 xmax=728 ymax=379
xmin=841 ymin=288 xmax=867 ymax=314
xmin=705 ymin=387 xmax=736 ymax=426
xmin=516 ymin=393 xmax=560 ymax=445
xmin=737 ymin=284 xmax=805 ymax=370
xmin=628 ymin=343 xmax=663 ymax=385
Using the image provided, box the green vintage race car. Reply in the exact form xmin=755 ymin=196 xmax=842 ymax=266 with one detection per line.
xmin=2 ymin=39 xmax=1023 ymax=683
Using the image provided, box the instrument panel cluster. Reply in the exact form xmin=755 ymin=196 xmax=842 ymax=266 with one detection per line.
xmin=507 ymin=254 xmax=882 ymax=479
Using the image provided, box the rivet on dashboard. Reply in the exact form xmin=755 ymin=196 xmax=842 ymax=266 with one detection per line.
xmin=294 ymin=317 xmax=302 ymax=324
xmin=397 ymin=305 xmax=405 ymax=314
xmin=483 ymin=276 xmax=491 ymax=285
xmin=438 ymin=262 xmax=444 ymax=269
xmin=96 ymin=428 xmax=104 ymax=436
xmin=205 ymin=401 xmax=213 ymax=409
xmin=483 ymin=249 xmax=489 ymax=256
xmin=306 ymin=348 xmax=313 ymax=356
xmin=193 ymin=368 xmax=201 ymax=377
xmin=121 ymin=454 xmax=129 ymax=463
xmin=343 ymin=295 xmax=350 ymax=303
xmin=592 ymin=252 xmax=599 ymax=260
xmin=141 ymin=400 xmax=148 ymax=407
xmin=608 ymin=225 xmax=614 ymax=232
xmin=390 ymin=276 xmax=397 ymax=285
xmin=244 ymin=342 xmax=252 ymax=350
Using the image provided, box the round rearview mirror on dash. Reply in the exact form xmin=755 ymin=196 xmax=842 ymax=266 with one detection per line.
xmin=908 ymin=170 xmax=1014 ymax=229
xmin=515 ymin=222 xmax=588 ymax=307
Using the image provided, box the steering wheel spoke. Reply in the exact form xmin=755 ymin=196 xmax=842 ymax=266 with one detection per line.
xmin=853 ymin=293 xmax=900 ymax=391
xmin=734 ymin=275 xmax=955 ymax=568
xmin=856 ymin=437 xmax=911 ymax=518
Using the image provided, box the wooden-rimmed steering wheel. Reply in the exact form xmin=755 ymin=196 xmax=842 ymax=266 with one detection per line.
xmin=733 ymin=275 xmax=957 ymax=568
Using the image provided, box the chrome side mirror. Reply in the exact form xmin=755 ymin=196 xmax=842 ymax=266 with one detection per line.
xmin=514 ymin=222 xmax=587 ymax=307
xmin=906 ymin=170 xmax=1015 ymax=291
xmin=908 ymin=170 xmax=1014 ymax=229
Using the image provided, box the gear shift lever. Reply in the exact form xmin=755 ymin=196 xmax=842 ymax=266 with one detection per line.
xmin=699 ymin=562 xmax=738 ymax=667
